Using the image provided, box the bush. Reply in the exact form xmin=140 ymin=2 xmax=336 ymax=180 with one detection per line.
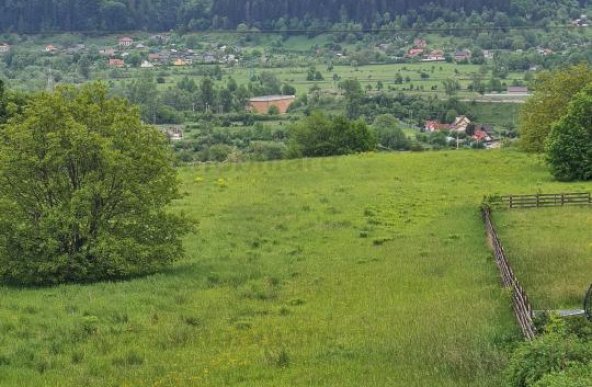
xmin=287 ymin=111 xmax=375 ymax=158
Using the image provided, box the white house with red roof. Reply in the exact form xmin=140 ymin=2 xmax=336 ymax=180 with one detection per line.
xmin=118 ymin=37 xmax=134 ymax=47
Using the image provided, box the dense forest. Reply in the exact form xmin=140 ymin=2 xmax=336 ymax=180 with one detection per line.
xmin=0 ymin=0 xmax=588 ymax=33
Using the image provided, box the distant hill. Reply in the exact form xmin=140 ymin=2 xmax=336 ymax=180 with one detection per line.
xmin=0 ymin=0 xmax=587 ymax=33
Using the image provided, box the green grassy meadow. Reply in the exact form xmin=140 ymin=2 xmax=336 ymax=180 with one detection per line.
xmin=1 ymin=150 xmax=591 ymax=386
xmin=494 ymin=207 xmax=592 ymax=310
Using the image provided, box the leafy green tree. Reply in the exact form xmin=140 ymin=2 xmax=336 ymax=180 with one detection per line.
xmin=338 ymin=79 xmax=363 ymax=118
xmin=546 ymin=84 xmax=592 ymax=181
xmin=288 ymin=111 xmax=374 ymax=157
xmin=0 ymin=83 xmax=190 ymax=285
xmin=519 ymin=64 xmax=592 ymax=152
xmin=373 ymin=114 xmax=409 ymax=150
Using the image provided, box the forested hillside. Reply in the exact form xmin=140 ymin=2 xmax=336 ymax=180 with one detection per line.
xmin=0 ymin=0 xmax=587 ymax=33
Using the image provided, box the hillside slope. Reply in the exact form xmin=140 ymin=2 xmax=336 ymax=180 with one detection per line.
xmin=2 ymin=150 xmax=592 ymax=386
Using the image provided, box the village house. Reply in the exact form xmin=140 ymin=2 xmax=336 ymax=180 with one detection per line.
xmin=140 ymin=60 xmax=154 ymax=68
xmin=118 ymin=37 xmax=134 ymax=47
xmin=164 ymin=126 xmax=183 ymax=141
xmin=248 ymin=95 xmax=295 ymax=114
xmin=0 ymin=43 xmax=10 ymax=53
xmin=482 ymin=50 xmax=494 ymax=60
xmin=108 ymin=58 xmax=125 ymax=68
xmin=45 ymin=44 xmax=58 ymax=53
xmin=99 ymin=48 xmax=116 ymax=57
xmin=454 ymin=50 xmax=471 ymax=61
xmin=406 ymin=48 xmax=424 ymax=58
xmin=451 ymin=115 xmax=471 ymax=133
xmin=472 ymin=126 xmax=493 ymax=143
xmin=423 ymin=49 xmax=445 ymax=61
xmin=173 ymin=58 xmax=188 ymax=66
xmin=424 ymin=120 xmax=451 ymax=132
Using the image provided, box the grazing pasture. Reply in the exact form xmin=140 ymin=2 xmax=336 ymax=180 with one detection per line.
xmin=494 ymin=206 xmax=592 ymax=310
xmin=1 ymin=150 xmax=590 ymax=386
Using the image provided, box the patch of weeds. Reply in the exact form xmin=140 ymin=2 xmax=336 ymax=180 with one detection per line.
xmin=112 ymin=351 xmax=144 ymax=367
xmin=279 ymin=306 xmax=290 ymax=316
xmin=302 ymin=205 xmax=311 ymax=212
xmin=182 ymin=316 xmax=202 ymax=328
xmin=0 ymin=353 xmax=10 ymax=366
xmin=275 ymin=223 xmax=288 ymax=231
xmin=234 ymin=320 xmax=252 ymax=330
xmin=265 ymin=347 xmax=290 ymax=368
xmin=22 ymin=305 xmax=38 ymax=314
xmin=71 ymin=351 xmax=84 ymax=365
xmin=319 ymin=197 xmax=329 ymax=204
xmin=359 ymin=230 xmax=369 ymax=238
xmin=364 ymin=208 xmax=376 ymax=217
xmin=288 ymin=298 xmax=305 ymax=306
xmin=206 ymin=272 xmax=220 ymax=287
xmin=373 ymin=237 xmax=393 ymax=246
xmin=109 ymin=312 xmax=129 ymax=324
xmin=35 ymin=357 xmax=51 ymax=374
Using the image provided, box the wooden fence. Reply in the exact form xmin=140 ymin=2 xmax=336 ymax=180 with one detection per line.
xmin=500 ymin=192 xmax=591 ymax=209
xmin=482 ymin=205 xmax=536 ymax=340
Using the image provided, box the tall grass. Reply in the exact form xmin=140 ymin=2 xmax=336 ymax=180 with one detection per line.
xmin=494 ymin=206 xmax=592 ymax=309
xmin=1 ymin=150 xmax=591 ymax=386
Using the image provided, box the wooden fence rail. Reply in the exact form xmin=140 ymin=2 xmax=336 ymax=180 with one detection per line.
xmin=500 ymin=192 xmax=591 ymax=209
xmin=482 ymin=205 xmax=536 ymax=340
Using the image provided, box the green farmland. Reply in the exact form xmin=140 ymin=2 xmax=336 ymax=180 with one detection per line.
xmin=494 ymin=206 xmax=592 ymax=310
xmin=1 ymin=150 xmax=591 ymax=386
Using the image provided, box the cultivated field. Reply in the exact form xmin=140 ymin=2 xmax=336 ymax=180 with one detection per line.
xmin=1 ymin=150 xmax=591 ymax=386
xmin=494 ymin=206 xmax=592 ymax=310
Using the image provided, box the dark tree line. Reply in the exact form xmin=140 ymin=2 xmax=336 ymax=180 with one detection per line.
xmin=0 ymin=0 xmax=586 ymax=33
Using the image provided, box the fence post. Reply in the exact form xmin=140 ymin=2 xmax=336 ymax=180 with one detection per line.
xmin=561 ymin=193 xmax=564 ymax=206
xmin=536 ymin=193 xmax=540 ymax=207
xmin=510 ymin=195 xmax=513 ymax=209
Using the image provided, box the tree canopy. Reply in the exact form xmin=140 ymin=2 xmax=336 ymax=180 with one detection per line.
xmin=546 ymin=84 xmax=592 ymax=181
xmin=518 ymin=64 xmax=592 ymax=152
xmin=287 ymin=111 xmax=375 ymax=158
xmin=0 ymin=83 xmax=190 ymax=285
xmin=0 ymin=0 xmax=580 ymax=32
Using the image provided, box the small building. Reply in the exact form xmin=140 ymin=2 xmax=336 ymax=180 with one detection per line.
xmin=454 ymin=50 xmax=471 ymax=61
xmin=164 ymin=126 xmax=183 ymax=140
xmin=451 ymin=115 xmax=471 ymax=133
xmin=423 ymin=49 xmax=445 ymax=61
xmin=0 ymin=43 xmax=10 ymax=53
xmin=140 ymin=60 xmax=154 ymax=68
xmin=406 ymin=48 xmax=424 ymax=58
xmin=108 ymin=58 xmax=125 ymax=68
xmin=100 ymin=48 xmax=116 ymax=57
xmin=248 ymin=95 xmax=295 ymax=114
xmin=173 ymin=58 xmax=188 ymax=66
xmin=507 ymin=86 xmax=529 ymax=94
xmin=424 ymin=120 xmax=451 ymax=132
xmin=45 ymin=44 xmax=58 ymax=53
xmin=118 ymin=37 xmax=134 ymax=47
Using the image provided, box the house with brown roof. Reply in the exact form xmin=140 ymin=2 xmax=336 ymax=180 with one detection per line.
xmin=248 ymin=95 xmax=295 ymax=114
xmin=0 ymin=43 xmax=10 ymax=53
xmin=118 ymin=37 xmax=134 ymax=47
xmin=454 ymin=50 xmax=471 ymax=61
xmin=45 ymin=44 xmax=58 ymax=53
xmin=108 ymin=58 xmax=125 ymax=68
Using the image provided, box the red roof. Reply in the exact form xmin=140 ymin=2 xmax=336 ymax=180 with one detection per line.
xmin=425 ymin=120 xmax=451 ymax=131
